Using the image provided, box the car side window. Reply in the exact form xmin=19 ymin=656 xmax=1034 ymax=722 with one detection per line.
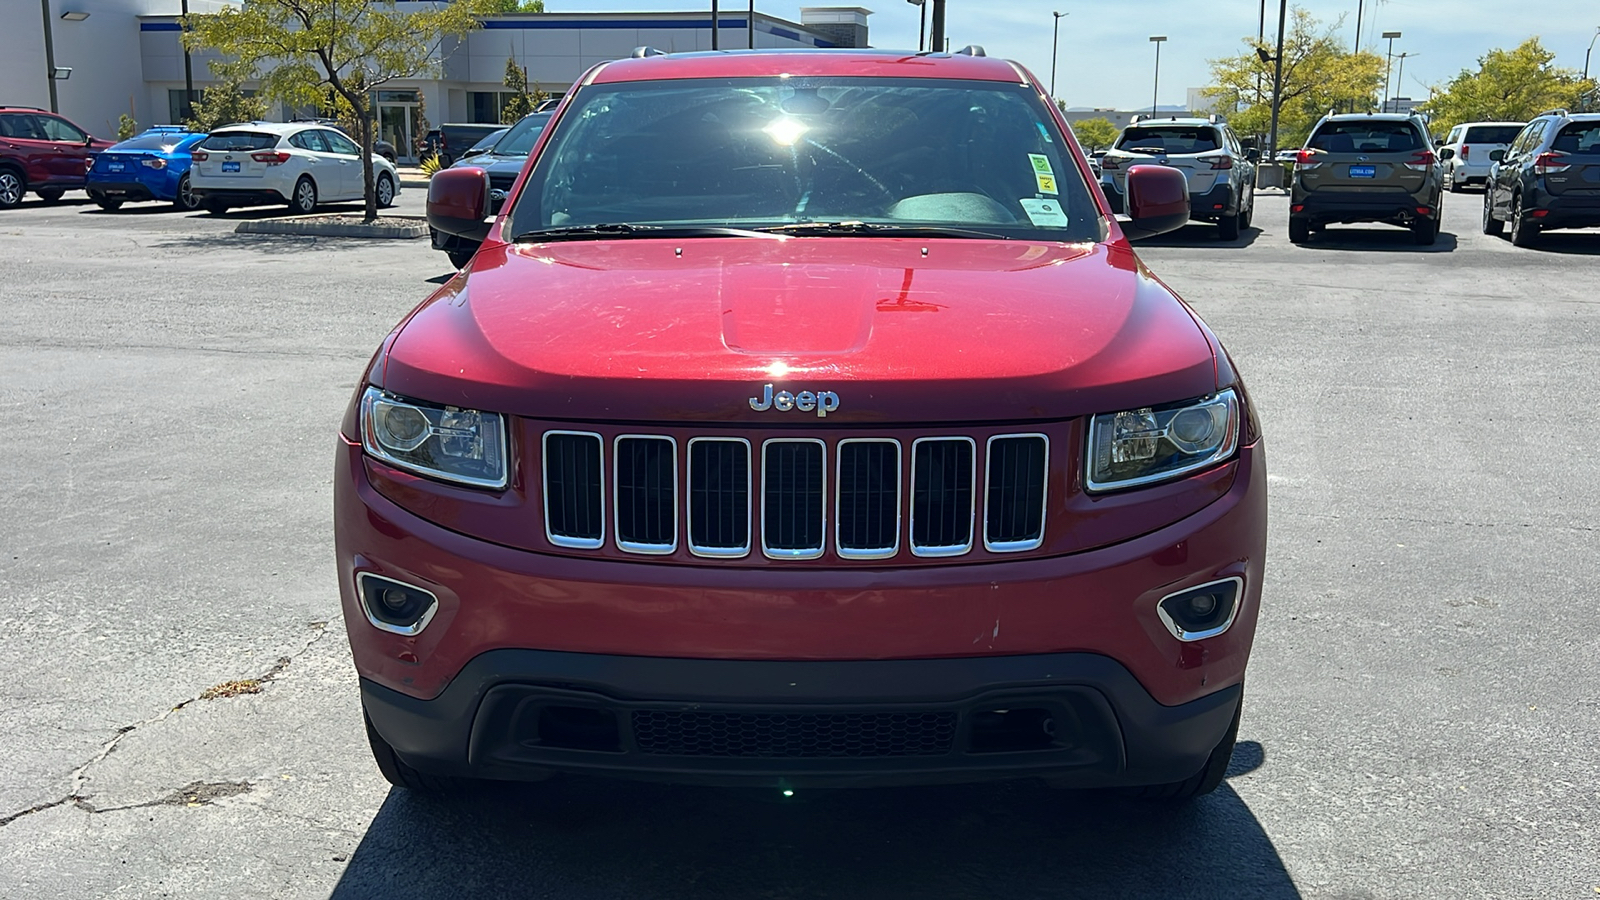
xmin=1522 ymin=121 xmax=1548 ymax=155
xmin=1 ymin=114 xmax=46 ymax=140
xmin=322 ymin=130 xmax=358 ymax=156
xmin=37 ymin=115 xmax=87 ymax=143
xmin=297 ymin=130 xmax=330 ymax=153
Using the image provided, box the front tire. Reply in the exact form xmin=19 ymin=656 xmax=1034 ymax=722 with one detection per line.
xmin=1508 ymin=193 xmax=1538 ymax=248
xmin=0 ymin=169 xmax=24 ymax=209
xmin=1128 ymin=694 xmax=1242 ymax=801
xmin=94 ymin=196 xmax=124 ymax=211
xmin=289 ymin=176 xmax=317 ymax=215
xmin=375 ymin=172 xmax=395 ymax=209
xmin=37 ymin=187 xmax=65 ymax=204
xmin=173 ymin=174 xmax=200 ymax=211
xmin=1411 ymin=216 xmax=1438 ymax=246
xmin=1447 ymin=169 xmax=1463 ymax=193
xmin=1288 ymin=217 xmax=1310 ymax=244
xmin=447 ymin=249 xmax=475 ymax=270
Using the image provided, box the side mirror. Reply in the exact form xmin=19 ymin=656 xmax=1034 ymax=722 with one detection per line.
xmin=427 ymin=166 xmax=492 ymax=242
xmin=1245 ymin=149 xmax=1261 ymax=163
xmin=1438 ymin=147 xmax=1455 ymax=160
xmin=1121 ymin=165 xmax=1190 ymax=240
xmin=1489 ymin=149 xmax=1506 ymax=162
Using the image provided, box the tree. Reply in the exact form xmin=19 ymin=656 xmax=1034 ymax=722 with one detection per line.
xmin=117 ymin=115 xmax=139 ymax=141
xmin=184 ymin=0 xmax=502 ymax=222
xmin=184 ymin=59 xmax=269 ymax=133
xmin=499 ymin=57 xmax=549 ymax=124
xmin=483 ymin=0 xmax=544 ymax=11
xmin=1070 ymin=117 xmax=1119 ymax=152
xmin=1204 ymin=7 xmax=1384 ymax=150
xmin=1420 ymin=38 xmax=1597 ymax=130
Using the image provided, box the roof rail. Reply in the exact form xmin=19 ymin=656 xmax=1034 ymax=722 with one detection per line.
xmin=144 ymin=125 xmax=190 ymax=132
xmin=954 ymin=45 xmax=986 ymax=57
xmin=1130 ymin=114 xmax=1145 ymax=124
xmin=1535 ymin=107 xmax=1570 ymax=118
xmin=631 ymin=46 xmax=666 ymax=58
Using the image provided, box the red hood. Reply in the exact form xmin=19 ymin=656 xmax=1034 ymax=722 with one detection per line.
xmin=380 ymin=238 xmax=1218 ymax=424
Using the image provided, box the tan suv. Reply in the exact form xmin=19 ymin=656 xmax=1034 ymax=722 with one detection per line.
xmin=1288 ymin=113 xmax=1443 ymax=245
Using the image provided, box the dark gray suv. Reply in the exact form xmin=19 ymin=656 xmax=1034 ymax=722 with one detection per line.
xmin=1288 ymin=113 xmax=1443 ymax=245
xmin=1482 ymin=109 xmax=1600 ymax=248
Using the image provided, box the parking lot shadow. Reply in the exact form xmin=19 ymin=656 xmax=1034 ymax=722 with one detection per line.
xmin=1135 ymin=221 xmax=1262 ymax=249
xmin=329 ymin=741 xmax=1298 ymax=900
xmin=1510 ymin=231 xmax=1600 ymax=255
xmin=1292 ymin=226 xmax=1458 ymax=253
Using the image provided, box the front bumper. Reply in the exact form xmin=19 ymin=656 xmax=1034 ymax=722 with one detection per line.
xmin=362 ymin=649 xmax=1243 ymax=788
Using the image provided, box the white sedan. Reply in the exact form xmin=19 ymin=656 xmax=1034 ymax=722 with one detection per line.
xmin=189 ymin=122 xmax=399 ymax=215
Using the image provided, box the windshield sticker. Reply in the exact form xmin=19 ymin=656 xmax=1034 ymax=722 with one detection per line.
xmin=1036 ymin=122 xmax=1054 ymax=143
xmin=1028 ymin=153 xmax=1054 ymax=176
xmin=1034 ymin=173 xmax=1058 ymax=194
xmin=1020 ymin=198 xmax=1070 ymax=227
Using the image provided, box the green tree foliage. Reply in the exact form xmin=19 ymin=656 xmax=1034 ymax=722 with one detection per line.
xmin=1420 ymin=38 xmax=1597 ymax=130
xmin=116 ymin=115 xmax=139 ymax=141
xmin=183 ymin=59 xmax=269 ymax=133
xmin=1204 ymin=7 xmax=1384 ymax=150
xmin=499 ymin=57 xmax=549 ymax=124
xmin=483 ymin=0 xmax=545 ymax=11
xmin=183 ymin=0 xmax=500 ymax=221
xmin=1070 ymin=117 xmax=1120 ymax=152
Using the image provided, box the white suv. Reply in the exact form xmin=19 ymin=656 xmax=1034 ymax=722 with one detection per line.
xmin=1099 ymin=115 xmax=1258 ymax=240
xmin=1438 ymin=121 xmax=1524 ymax=192
xmin=189 ymin=122 xmax=399 ymax=215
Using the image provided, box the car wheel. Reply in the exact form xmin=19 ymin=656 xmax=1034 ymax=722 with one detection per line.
xmin=1240 ymin=196 xmax=1254 ymax=229
xmin=381 ymin=151 xmax=397 ymax=164
xmin=447 ymin=249 xmax=476 ymax=270
xmin=1481 ymin=189 xmax=1504 ymax=236
xmin=1127 ymin=694 xmax=1242 ymax=802
xmin=1447 ymin=169 xmax=1463 ymax=193
xmin=365 ymin=713 xmax=465 ymax=794
xmin=1411 ymin=215 xmax=1438 ymax=246
xmin=1217 ymin=210 xmax=1240 ymax=241
xmin=375 ymin=172 xmax=395 ymax=209
xmin=202 ymin=199 xmax=230 ymax=215
xmin=1287 ymin=218 xmax=1310 ymax=244
xmin=438 ymin=153 xmax=454 ymax=168
xmin=94 ymin=196 xmax=124 ymax=212
xmin=289 ymin=176 xmax=317 ymax=215
xmin=173 ymin=174 xmax=200 ymax=211
xmin=37 ymin=187 xmax=65 ymax=204
xmin=0 ymin=169 xmax=24 ymax=209
xmin=1508 ymin=193 xmax=1538 ymax=248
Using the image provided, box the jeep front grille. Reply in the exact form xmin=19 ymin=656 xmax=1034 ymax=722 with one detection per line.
xmin=543 ymin=431 xmax=1048 ymax=560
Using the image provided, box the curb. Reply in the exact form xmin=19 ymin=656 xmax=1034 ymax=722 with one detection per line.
xmin=400 ymin=177 xmax=429 ymax=189
xmin=234 ymin=215 xmax=429 ymax=239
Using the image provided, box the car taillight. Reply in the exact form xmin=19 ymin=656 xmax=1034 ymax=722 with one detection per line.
xmin=1534 ymin=151 xmax=1571 ymax=175
xmin=1404 ymin=150 xmax=1435 ymax=171
xmin=251 ymin=150 xmax=292 ymax=165
xmin=1294 ymin=148 xmax=1322 ymax=170
xmin=1100 ymin=156 xmax=1120 ymax=170
xmin=192 ymin=150 xmax=209 ymax=162
xmin=84 ymin=157 xmax=95 ymax=171
xmin=1198 ymin=155 xmax=1233 ymax=170
xmin=141 ymin=158 xmax=167 ymax=170
xmin=1460 ymin=145 xmax=1470 ymax=160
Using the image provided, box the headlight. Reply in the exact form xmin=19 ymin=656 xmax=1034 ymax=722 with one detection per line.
xmin=1086 ymin=389 xmax=1239 ymax=492
xmin=360 ymin=388 xmax=507 ymax=489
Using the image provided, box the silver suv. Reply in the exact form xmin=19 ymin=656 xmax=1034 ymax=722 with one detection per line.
xmin=1099 ymin=115 xmax=1258 ymax=240
xmin=1438 ymin=121 xmax=1524 ymax=192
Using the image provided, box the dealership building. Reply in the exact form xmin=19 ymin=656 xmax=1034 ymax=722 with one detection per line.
xmin=3 ymin=3 xmax=871 ymax=161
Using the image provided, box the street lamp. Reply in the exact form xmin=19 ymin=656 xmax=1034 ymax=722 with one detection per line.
xmin=1585 ymin=27 xmax=1599 ymax=81
xmin=905 ymin=0 xmax=926 ymax=52
xmin=1382 ymin=31 xmax=1402 ymax=110
xmin=1392 ymin=51 xmax=1415 ymax=111
xmin=1051 ymin=11 xmax=1067 ymax=98
xmin=1149 ymin=35 xmax=1167 ymax=117
xmin=1353 ymin=0 xmax=1364 ymax=53
xmin=1267 ymin=0 xmax=1287 ymax=162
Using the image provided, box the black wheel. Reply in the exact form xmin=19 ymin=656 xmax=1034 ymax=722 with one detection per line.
xmin=173 ymin=173 xmax=200 ymax=211
xmin=0 ymin=168 xmax=24 ymax=209
xmin=1217 ymin=211 xmax=1240 ymax=241
xmin=1127 ymin=694 xmax=1242 ymax=801
xmin=381 ymin=151 xmax=397 ymax=164
xmin=289 ymin=176 xmax=317 ymax=215
xmin=365 ymin=714 xmax=463 ymax=794
xmin=447 ymin=249 xmax=475 ymax=270
xmin=1447 ymin=169 xmax=1463 ymax=193
xmin=1240 ymin=195 xmax=1254 ymax=229
xmin=1481 ymin=189 xmax=1504 ymax=236
xmin=202 ymin=199 xmax=230 ymax=215
xmin=37 ymin=187 xmax=65 ymax=204
xmin=1508 ymin=193 xmax=1538 ymax=248
xmin=1287 ymin=217 xmax=1310 ymax=244
xmin=375 ymin=172 xmax=395 ymax=209
xmin=1411 ymin=216 xmax=1438 ymax=246
xmin=94 ymin=196 xmax=124 ymax=211
xmin=438 ymin=153 xmax=454 ymax=168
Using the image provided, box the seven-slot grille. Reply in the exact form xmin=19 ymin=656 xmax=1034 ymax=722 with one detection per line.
xmin=541 ymin=432 xmax=1048 ymax=560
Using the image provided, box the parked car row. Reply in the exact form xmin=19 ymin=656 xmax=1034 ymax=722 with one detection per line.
xmin=1098 ymin=114 xmax=1258 ymax=240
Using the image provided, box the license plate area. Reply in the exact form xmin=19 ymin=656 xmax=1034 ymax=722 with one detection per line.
xmin=1349 ymin=165 xmax=1376 ymax=179
xmin=108 ymin=163 xmax=125 ymax=172
xmin=222 ymin=161 xmax=241 ymax=173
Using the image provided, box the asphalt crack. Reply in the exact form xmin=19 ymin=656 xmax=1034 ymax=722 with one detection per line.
xmin=0 ymin=620 xmax=333 ymax=828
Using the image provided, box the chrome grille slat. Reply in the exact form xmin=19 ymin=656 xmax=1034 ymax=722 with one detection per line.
xmin=614 ymin=436 xmax=677 ymax=554
xmin=910 ymin=438 xmax=976 ymax=557
xmin=984 ymin=434 xmax=1048 ymax=552
xmin=761 ymin=439 xmax=826 ymax=559
xmin=836 ymin=439 xmax=901 ymax=559
xmin=543 ymin=431 xmax=604 ymax=549
xmin=688 ymin=438 xmax=751 ymax=557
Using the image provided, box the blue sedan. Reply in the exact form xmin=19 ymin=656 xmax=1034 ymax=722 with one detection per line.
xmin=86 ymin=127 xmax=208 ymax=211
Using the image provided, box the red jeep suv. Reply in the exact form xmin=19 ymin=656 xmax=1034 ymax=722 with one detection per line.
xmin=337 ymin=49 xmax=1267 ymax=801
xmin=0 ymin=106 xmax=114 ymax=209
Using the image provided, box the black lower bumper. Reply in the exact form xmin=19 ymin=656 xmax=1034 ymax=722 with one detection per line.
xmin=1189 ymin=182 xmax=1236 ymax=219
xmin=430 ymin=227 xmax=481 ymax=255
xmin=1531 ymin=192 xmax=1600 ymax=231
xmin=362 ymin=650 xmax=1241 ymax=789
xmin=88 ymin=181 xmax=160 ymax=201
xmin=191 ymin=188 xmax=285 ymax=206
xmin=1293 ymin=189 xmax=1432 ymax=225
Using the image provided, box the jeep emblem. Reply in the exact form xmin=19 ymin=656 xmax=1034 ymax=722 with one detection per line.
xmin=749 ymin=384 xmax=841 ymax=417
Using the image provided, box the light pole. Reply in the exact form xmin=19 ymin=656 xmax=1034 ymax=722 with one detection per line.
xmin=1585 ymin=27 xmax=1598 ymax=81
xmin=1353 ymin=0 xmax=1364 ymax=54
xmin=39 ymin=0 xmax=60 ymax=112
xmin=1051 ymin=11 xmax=1067 ymax=98
xmin=930 ymin=0 xmax=945 ymax=56
xmin=1393 ymin=51 xmax=1413 ymax=111
xmin=748 ymin=0 xmax=754 ymax=49
xmin=710 ymin=0 xmax=718 ymax=50
xmin=1382 ymin=31 xmax=1401 ymax=111
xmin=1267 ymin=0 xmax=1287 ymax=162
xmin=1149 ymin=35 xmax=1167 ymax=117
xmin=905 ymin=0 xmax=926 ymax=52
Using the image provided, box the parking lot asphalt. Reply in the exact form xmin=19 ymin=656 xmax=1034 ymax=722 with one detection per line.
xmin=1 ymin=189 xmax=1597 ymax=900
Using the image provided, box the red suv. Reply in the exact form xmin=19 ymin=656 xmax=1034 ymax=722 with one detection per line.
xmin=0 ymin=106 xmax=114 ymax=209
xmin=339 ymin=49 xmax=1267 ymax=802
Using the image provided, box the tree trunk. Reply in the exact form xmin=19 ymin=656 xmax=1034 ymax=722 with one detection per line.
xmin=355 ymin=96 xmax=377 ymax=223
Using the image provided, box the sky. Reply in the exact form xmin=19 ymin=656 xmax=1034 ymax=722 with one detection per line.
xmin=550 ymin=1 xmax=1600 ymax=111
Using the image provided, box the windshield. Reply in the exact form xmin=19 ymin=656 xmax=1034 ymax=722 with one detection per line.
xmin=200 ymin=132 xmax=278 ymax=152
xmin=1116 ymin=126 xmax=1219 ymax=154
xmin=1464 ymin=125 xmax=1521 ymax=145
xmin=1552 ymin=123 xmax=1600 ymax=153
xmin=1308 ymin=121 xmax=1422 ymax=153
xmin=508 ymin=77 xmax=1100 ymax=242
xmin=115 ymin=133 xmax=200 ymax=152
xmin=493 ymin=113 xmax=553 ymax=156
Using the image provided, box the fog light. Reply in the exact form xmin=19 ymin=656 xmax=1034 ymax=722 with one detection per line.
xmin=357 ymin=573 xmax=439 ymax=635
xmin=1156 ymin=577 xmax=1242 ymax=642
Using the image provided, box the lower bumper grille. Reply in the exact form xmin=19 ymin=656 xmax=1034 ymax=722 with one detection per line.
xmin=631 ymin=709 xmax=958 ymax=758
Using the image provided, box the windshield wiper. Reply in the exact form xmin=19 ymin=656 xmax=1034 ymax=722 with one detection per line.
xmin=511 ymin=223 xmax=774 ymax=243
xmin=757 ymin=221 xmax=1011 ymax=240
